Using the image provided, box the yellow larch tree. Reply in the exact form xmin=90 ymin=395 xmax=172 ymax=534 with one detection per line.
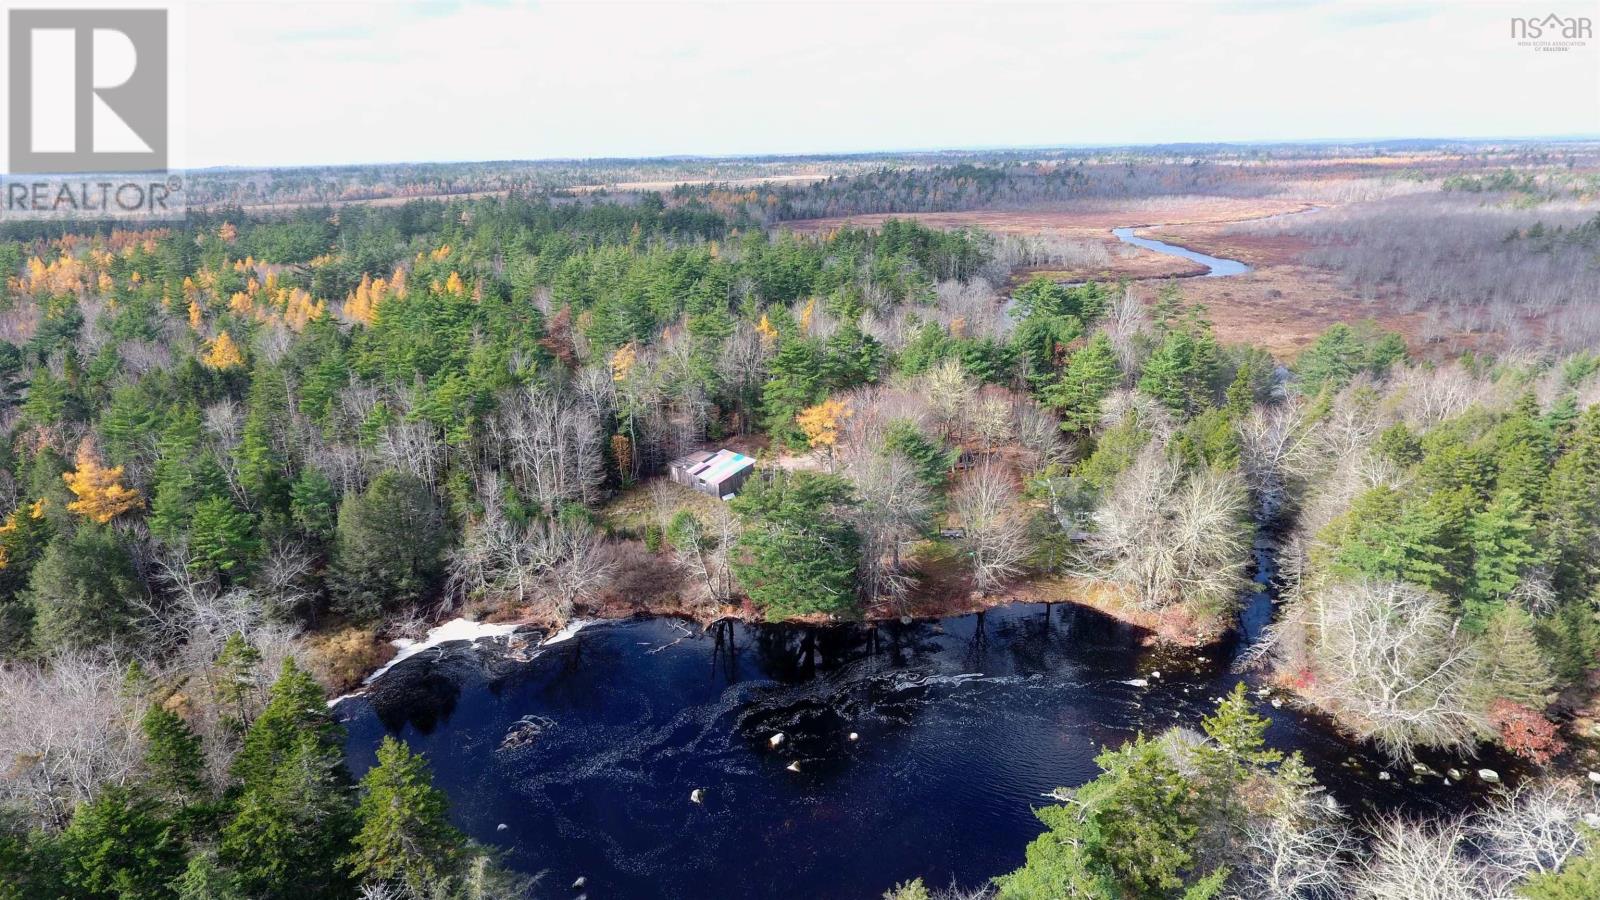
xmin=611 ymin=342 xmax=638 ymax=382
xmin=799 ymin=298 xmax=816 ymax=333
xmin=797 ymin=399 xmax=852 ymax=453
xmin=756 ymin=313 xmax=778 ymax=347
xmin=63 ymin=442 xmax=143 ymax=524
xmin=203 ymin=331 xmax=245 ymax=370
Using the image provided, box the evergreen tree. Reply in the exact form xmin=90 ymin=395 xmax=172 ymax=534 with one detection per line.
xmin=215 ymin=631 xmax=263 ymax=732
xmin=762 ymin=336 xmax=826 ymax=446
xmin=172 ymin=852 xmax=248 ymax=900
xmin=1474 ymin=604 xmax=1556 ymax=708
xmin=221 ymin=737 xmax=356 ymax=900
xmin=141 ymin=704 xmax=207 ymax=802
xmin=149 ymin=409 xmax=210 ymax=541
xmin=25 ymin=525 xmax=142 ymax=651
xmin=731 ymin=471 xmax=860 ymax=618
xmin=331 ymin=471 xmax=446 ymax=620
xmin=187 ymin=495 xmax=260 ymax=581
xmin=1543 ymin=407 xmax=1600 ymax=595
xmin=1043 ymin=333 xmax=1119 ymax=434
xmin=231 ymin=657 xmax=342 ymax=792
xmin=1466 ymin=489 xmax=1541 ymax=621
xmin=237 ymin=366 xmax=295 ymax=525
xmin=289 ymin=467 xmax=338 ymax=540
xmin=56 ymin=788 xmax=184 ymax=900
xmin=348 ymin=736 xmax=468 ymax=890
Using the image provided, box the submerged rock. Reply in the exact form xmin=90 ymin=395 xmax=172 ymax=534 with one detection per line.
xmin=500 ymin=715 xmax=557 ymax=752
xmin=1478 ymin=769 xmax=1500 ymax=784
xmin=1124 ymin=678 xmax=1149 ymax=688
xmin=573 ymin=876 xmax=587 ymax=889
xmin=1378 ymin=771 xmax=1392 ymax=781
xmin=848 ymin=732 xmax=859 ymax=742
xmin=690 ymin=788 xmax=704 ymax=804
xmin=786 ymin=760 xmax=801 ymax=773
xmin=1448 ymin=768 xmax=1465 ymax=781
xmin=496 ymin=823 xmax=508 ymax=832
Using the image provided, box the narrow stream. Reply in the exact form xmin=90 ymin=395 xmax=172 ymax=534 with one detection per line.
xmin=1111 ymin=225 xmax=1250 ymax=277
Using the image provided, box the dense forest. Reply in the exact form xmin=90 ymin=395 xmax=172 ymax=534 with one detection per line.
xmin=0 ymin=158 xmax=1598 ymax=897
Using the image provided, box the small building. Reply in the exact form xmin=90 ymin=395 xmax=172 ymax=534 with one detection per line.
xmin=668 ymin=449 xmax=756 ymax=499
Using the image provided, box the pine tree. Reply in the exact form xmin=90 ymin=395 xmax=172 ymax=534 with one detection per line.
xmin=1466 ymin=489 xmax=1541 ymax=620
xmin=215 ymin=632 xmax=263 ymax=732
xmin=290 ymin=467 xmax=338 ymax=540
xmin=1544 ymin=407 xmax=1600 ymax=595
xmin=188 ymin=495 xmax=260 ymax=580
xmin=348 ymin=736 xmax=468 ymax=890
xmin=237 ymin=365 xmax=295 ymax=523
xmin=730 ymin=471 xmax=860 ymax=618
xmin=142 ymin=704 xmax=207 ymax=802
xmin=172 ymin=852 xmax=248 ymax=900
xmin=762 ymin=337 xmax=825 ymax=446
xmin=25 ymin=525 xmax=142 ymax=651
xmin=1474 ymin=604 xmax=1556 ymax=708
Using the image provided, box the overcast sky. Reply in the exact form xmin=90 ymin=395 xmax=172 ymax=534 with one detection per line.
xmin=177 ymin=0 xmax=1600 ymax=168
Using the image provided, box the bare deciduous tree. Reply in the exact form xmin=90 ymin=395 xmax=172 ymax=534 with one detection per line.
xmin=1301 ymin=579 xmax=1486 ymax=760
xmin=1351 ymin=816 xmax=1485 ymax=900
xmin=844 ymin=449 xmax=934 ymax=608
xmin=1077 ymin=445 xmax=1250 ymax=618
xmin=491 ymin=386 xmax=606 ymax=511
xmin=954 ymin=462 xmax=1032 ymax=594
xmin=0 ymin=654 xmax=143 ymax=829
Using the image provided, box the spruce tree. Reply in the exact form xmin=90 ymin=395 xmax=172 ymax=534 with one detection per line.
xmin=1044 ymin=333 xmax=1119 ymax=435
xmin=330 ymin=471 xmax=446 ymax=620
xmin=25 ymin=525 xmax=142 ymax=651
xmin=187 ymin=495 xmax=260 ymax=581
xmin=348 ymin=736 xmax=468 ymax=890
xmin=1474 ymin=604 xmax=1555 ymax=708
xmin=215 ymin=631 xmax=263 ymax=732
xmin=231 ymin=657 xmax=342 ymax=793
xmin=57 ymin=788 xmax=184 ymax=900
xmin=141 ymin=704 xmax=207 ymax=802
xmin=221 ymin=737 xmax=356 ymax=900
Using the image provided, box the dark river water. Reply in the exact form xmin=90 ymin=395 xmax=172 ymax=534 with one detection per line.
xmin=337 ymin=546 xmax=1520 ymax=899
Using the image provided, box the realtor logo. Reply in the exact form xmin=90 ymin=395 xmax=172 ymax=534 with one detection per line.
xmin=8 ymin=9 xmax=168 ymax=173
